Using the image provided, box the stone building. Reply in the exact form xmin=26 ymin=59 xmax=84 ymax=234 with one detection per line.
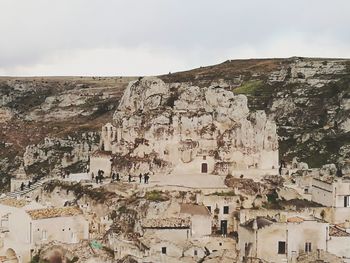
xmin=311 ymin=176 xmax=350 ymax=223
xmin=10 ymin=165 xmax=28 ymax=192
xmin=89 ymin=151 xmax=112 ymax=178
xmin=327 ymin=225 xmax=350 ymax=262
xmin=238 ymin=216 xmax=328 ymax=263
xmin=179 ymin=203 xmax=212 ymax=237
xmin=312 ymin=177 xmax=350 ymax=208
xmin=0 ymin=198 xmax=88 ymax=263
xmin=197 ymin=194 xmax=239 ymax=235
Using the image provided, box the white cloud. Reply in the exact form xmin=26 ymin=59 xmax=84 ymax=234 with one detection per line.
xmin=0 ymin=0 xmax=349 ymax=76
xmin=0 ymin=47 xmax=188 ymax=76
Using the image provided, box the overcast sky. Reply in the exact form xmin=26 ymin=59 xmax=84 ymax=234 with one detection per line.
xmin=0 ymin=0 xmax=349 ymax=76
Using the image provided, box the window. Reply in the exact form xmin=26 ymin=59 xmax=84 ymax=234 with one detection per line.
xmin=305 ymin=242 xmax=312 ymax=253
xmin=278 ymin=241 xmax=286 ymax=254
xmin=223 ymin=206 xmax=229 ymax=214
xmin=207 ymin=206 xmax=211 ymax=213
xmin=203 ymin=156 xmax=206 ymax=160
xmin=161 ymin=247 xmax=167 ymax=254
xmin=71 ymin=232 xmax=77 ymax=243
xmin=344 ymin=196 xmax=350 ymax=207
xmin=42 ymin=230 xmax=47 ymax=240
xmin=194 ymin=250 xmax=198 ymax=256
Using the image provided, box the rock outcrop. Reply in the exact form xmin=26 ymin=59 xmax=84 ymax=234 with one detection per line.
xmin=109 ymin=77 xmax=278 ymax=175
xmin=23 ymin=133 xmax=99 ymax=177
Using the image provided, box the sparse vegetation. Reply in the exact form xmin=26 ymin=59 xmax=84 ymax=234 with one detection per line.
xmin=44 ymin=180 xmax=117 ymax=202
xmin=145 ymin=190 xmax=170 ymax=202
xmin=233 ymin=80 xmax=263 ymax=95
xmin=208 ymin=191 xmax=236 ymax=196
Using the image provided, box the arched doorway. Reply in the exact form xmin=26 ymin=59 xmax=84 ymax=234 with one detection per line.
xmin=5 ymin=248 xmax=19 ymax=263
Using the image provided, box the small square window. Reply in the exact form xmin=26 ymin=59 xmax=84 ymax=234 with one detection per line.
xmin=161 ymin=247 xmax=167 ymax=254
xmin=223 ymin=206 xmax=229 ymax=214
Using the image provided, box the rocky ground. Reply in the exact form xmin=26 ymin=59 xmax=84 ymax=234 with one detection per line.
xmin=1 ymin=57 xmax=350 ymax=191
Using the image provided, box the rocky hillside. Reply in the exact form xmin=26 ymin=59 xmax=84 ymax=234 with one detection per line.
xmin=0 ymin=76 xmax=135 ymax=190
xmin=161 ymin=57 xmax=350 ymax=173
xmin=0 ymin=57 xmax=349 ymax=190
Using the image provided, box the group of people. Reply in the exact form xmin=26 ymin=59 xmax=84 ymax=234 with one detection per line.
xmin=111 ymin=171 xmax=120 ymax=181
xmin=20 ymin=181 xmax=30 ymax=191
xmin=61 ymin=171 xmax=70 ymax=179
xmin=20 ymin=177 xmax=39 ymax=191
xmin=92 ymin=169 xmax=105 ymax=184
xmin=90 ymin=169 xmax=151 ymax=184
xmin=138 ymin=172 xmax=150 ymax=184
xmin=126 ymin=172 xmax=151 ymax=184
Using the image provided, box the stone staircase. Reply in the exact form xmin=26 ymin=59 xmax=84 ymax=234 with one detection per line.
xmin=4 ymin=178 xmax=50 ymax=198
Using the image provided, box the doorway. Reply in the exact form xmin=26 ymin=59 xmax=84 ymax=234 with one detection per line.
xmin=220 ymin=220 xmax=227 ymax=235
xmin=201 ymin=163 xmax=208 ymax=173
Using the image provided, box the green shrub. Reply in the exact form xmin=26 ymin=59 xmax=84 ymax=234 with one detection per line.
xmin=233 ymin=80 xmax=263 ymax=95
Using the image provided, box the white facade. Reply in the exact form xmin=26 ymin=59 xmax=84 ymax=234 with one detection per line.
xmin=328 ymin=226 xmax=350 ymax=262
xmin=197 ymin=194 xmax=238 ymax=234
xmin=89 ymin=152 xmax=112 ymax=178
xmin=238 ymin=217 xmax=329 ymax=263
xmin=0 ymin=200 xmax=89 ymax=263
xmin=311 ymin=177 xmax=350 ymax=208
xmin=179 ymin=204 xmax=212 ymax=237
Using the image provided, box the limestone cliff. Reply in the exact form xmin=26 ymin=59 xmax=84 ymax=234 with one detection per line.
xmin=109 ymin=77 xmax=278 ymax=175
xmin=161 ymin=57 xmax=350 ymax=173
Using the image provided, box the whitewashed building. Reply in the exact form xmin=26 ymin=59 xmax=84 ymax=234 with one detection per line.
xmin=238 ymin=216 xmax=328 ymax=263
xmin=0 ymin=198 xmax=89 ymax=263
xmin=311 ymin=176 xmax=350 ymax=223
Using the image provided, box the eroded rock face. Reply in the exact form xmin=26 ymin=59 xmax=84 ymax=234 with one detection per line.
xmin=23 ymin=133 xmax=99 ymax=177
xmin=109 ymin=77 xmax=279 ymax=175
